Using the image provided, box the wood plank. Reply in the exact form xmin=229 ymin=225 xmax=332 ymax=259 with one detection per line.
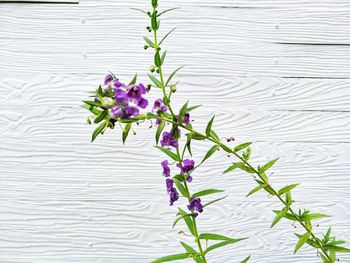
xmin=2 ymin=5 xmax=350 ymax=76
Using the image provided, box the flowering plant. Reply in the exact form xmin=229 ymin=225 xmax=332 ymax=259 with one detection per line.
xmin=82 ymin=1 xmax=349 ymax=262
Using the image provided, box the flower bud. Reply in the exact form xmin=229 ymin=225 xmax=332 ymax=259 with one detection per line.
xmin=146 ymin=84 xmax=152 ymax=92
xmin=156 ymin=68 xmax=160 ymax=73
xmin=170 ymin=84 xmax=177 ymax=93
xmin=144 ymin=45 xmax=148 ymax=50
xmin=87 ymin=117 xmax=92 ymax=125
xmin=101 ymin=97 xmax=115 ymax=108
xmin=147 ymin=11 xmax=151 ymax=16
xmin=149 ymin=65 xmax=155 ymax=72
xmin=157 ymin=47 xmax=161 ymax=51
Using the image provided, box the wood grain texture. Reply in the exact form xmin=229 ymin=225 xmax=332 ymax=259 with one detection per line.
xmin=0 ymin=0 xmax=349 ymax=262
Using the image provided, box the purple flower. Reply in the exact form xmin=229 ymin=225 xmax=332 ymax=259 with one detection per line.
xmin=175 ymin=112 xmax=191 ymax=125
xmin=160 ymin=131 xmax=178 ymax=148
xmin=104 ymin=74 xmax=114 ymax=85
xmin=177 ymin=159 xmax=195 ymax=174
xmin=161 ymin=160 xmax=171 ymax=177
xmin=110 ymin=106 xmax=123 ymax=118
xmin=127 ymin=84 xmax=146 ymax=101
xmin=138 ymin=97 xmax=148 ymax=109
xmin=165 ymin=178 xmax=179 ymax=205
xmin=152 ymin=99 xmax=168 ymax=113
xmin=187 ymin=198 xmax=203 ymax=217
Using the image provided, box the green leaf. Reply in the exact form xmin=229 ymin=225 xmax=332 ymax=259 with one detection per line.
xmin=91 ymin=121 xmax=106 ymax=142
xmin=185 ymin=134 xmax=193 ymax=156
xmin=180 ymin=242 xmax=202 ymax=263
xmin=155 ymin=146 xmax=179 ymax=161
xmin=205 ymin=115 xmax=215 ymax=137
xmin=285 ymin=191 xmax=292 ymax=205
xmin=178 ymin=208 xmax=195 ymax=236
xmin=143 ymin=36 xmax=155 ymax=48
xmin=152 ymin=0 xmax=158 ymax=8
xmin=161 ymin=50 xmax=167 ymax=64
xmin=223 ymin=162 xmax=243 ymax=173
xmin=178 ymin=100 xmax=188 ymax=123
xmin=259 ymin=158 xmax=279 ymax=172
xmin=234 ymin=142 xmax=252 ymax=152
xmin=173 ymin=213 xmax=193 ymax=228
xmin=278 ymin=184 xmax=299 ymax=196
xmin=151 ymin=253 xmax=190 ymax=263
xmin=326 ymin=245 xmax=350 ymax=252
xmin=192 ymin=189 xmax=224 ymax=198
xmin=201 ymin=145 xmax=219 ymax=163
xmin=187 ymin=104 xmax=202 ymax=112
xmin=220 ymin=144 xmax=232 ymax=153
xmin=155 ymin=121 xmax=165 ymax=144
xmin=271 ymin=208 xmax=288 ymax=228
xmin=130 ymin=7 xmax=149 ymax=16
xmin=295 ymin=233 xmax=320 ymax=248
xmin=209 ymin=130 xmax=220 ymax=142
xmin=83 ymin=100 xmax=103 ymax=107
xmin=204 ymin=238 xmax=247 ymax=255
xmin=173 ymin=178 xmax=188 ymax=198
xmin=304 ymin=213 xmax=330 ymax=221
xmin=151 ymin=12 xmax=158 ymax=30
xmin=122 ymin=123 xmax=131 ymax=144
xmin=246 ymin=184 xmax=266 ymax=197
xmin=191 ymin=132 xmax=206 ymax=140
xmin=273 ymin=210 xmax=298 ymax=221
xmin=241 ymin=256 xmax=251 ymax=263
xmin=159 ymin=27 xmax=176 ymax=46
xmin=203 ymin=195 xmax=227 ymax=208
xmin=148 ymin=74 xmax=163 ymax=89
xmin=128 ymin=73 xmax=138 ymax=85
xmin=157 ymin=7 xmax=180 ymax=17
xmin=294 ymin=232 xmax=311 ymax=254
xmin=94 ymin=110 xmax=108 ymax=124
xmin=155 ymin=51 xmax=162 ymax=67
xmin=165 ymin=66 xmax=184 ymax=87
xmin=325 ymin=227 xmax=332 ymax=242
xmin=320 ymin=253 xmax=330 ymax=263
xmin=199 ymin=233 xmax=236 ymax=241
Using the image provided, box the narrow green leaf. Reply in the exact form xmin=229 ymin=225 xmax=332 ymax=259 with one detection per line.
xmin=285 ymin=191 xmax=292 ymax=205
xmin=278 ymin=184 xmax=299 ymax=196
xmin=143 ymin=36 xmax=155 ymax=48
xmin=320 ymin=253 xmax=330 ymax=263
xmin=128 ymin=73 xmax=138 ymax=85
xmin=199 ymin=233 xmax=235 ymax=241
xmin=83 ymin=100 xmax=103 ymax=107
xmin=157 ymin=7 xmax=180 ymax=17
xmin=205 ymin=115 xmax=215 ymax=136
xmin=122 ymin=123 xmax=131 ymax=144
xmin=82 ymin=104 xmax=102 ymax=115
xmin=155 ymin=146 xmax=179 ymax=161
xmin=295 ymin=233 xmax=320 ymax=248
xmin=204 ymin=238 xmax=247 ymax=255
xmin=326 ymin=245 xmax=350 ymax=253
xmin=201 ymin=145 xmax=219 ymax=163
xmin=241 ymin=256 xmax=251 ymax=263
xmin=325 ymin=227 xmax=332 ymax=242
xmin=223 ymin=162 xmax=243 ymax=173
xmin=91 ymin=121 xmax=106 ymax=142
xmin=180 ymin=242 xmax=202 ymax=263
xmin=294 ymin=232 xmax=311 ymax=254
xmin=192 ymin=189 xmax=224 ymax=198
xmin=209 ymin=130 xmax=220 ymax=142
xmin=246 ymin=184 xmax=266 ymax=197
xmin=187 ymin=104 xmax=202 ymax=112
xmin=304 ymin=213 xmax=330 ymax=221
xmin=259 ymin=158 xmax=279 ymax=172
xmin=155 ymin=121 xmax=165 ymax=144
xmin=178 ymin=100 xmax=188 ymax=123
xmin=274 ymin=210 xmax=298 ymax=221
xmin=155 ymin=51 xmax=162 ymax=67
xmin=161 ymin=50 xmax=167 ymax=64
xmin=173 ymin=178 xmax=188 ymax=198
xmin=327 ymin=240 xmax=346 ymax=246
xmin=148 ymin=74 xmax=163 ymax=89
xmin=234 ymin=142 xmax=252 ymax=152
xmin=151 ymin=253 xmax=190 ymax=263
xmin=130 ymin=7 xmax=149 ymax=16
xmin=159 ymin=27 xmax=176 ymax=46
xmin=203 ymin=195 xmax=227 ymax=208
xmin=271 ymin=208 xmax=288 ymax=228
xmin=94 ymin=110 xmax=108 ymax=124
xmin=191 ymin=132 xmax=206 ymax=140
xmin=172 ymin=213 xmax=193 ymax=228
xmin=178 ymin=208 xmax=195 ymax=236
xmin=165 ymin=66 xmax=184 ymax=87
xmin=151 ymin=12 xmax=158 ymax=30
xmin=185 ymin=134 xmax=192 ymax=156
xmin=220 ymin=144 xmax=232 ymax=153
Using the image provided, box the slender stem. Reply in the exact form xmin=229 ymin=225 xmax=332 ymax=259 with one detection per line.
xmin=151 ymin=11 xmax=207 ymax=262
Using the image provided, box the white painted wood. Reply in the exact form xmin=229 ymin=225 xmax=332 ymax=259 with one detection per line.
xmin=0 ymin=1 xmax=349 ymax=262
xmin=0 ymin=0 xmax=78 ymax=2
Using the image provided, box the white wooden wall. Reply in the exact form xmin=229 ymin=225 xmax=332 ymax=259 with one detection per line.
xmin=0 ymin=1 xmax=349 ymax=262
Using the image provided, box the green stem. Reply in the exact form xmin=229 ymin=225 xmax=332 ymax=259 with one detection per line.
xmin=151 ymin=11 xmax=207 ymax=263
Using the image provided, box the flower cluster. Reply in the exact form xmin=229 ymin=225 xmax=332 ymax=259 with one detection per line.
xmin=103 ymin=74 xmax=148 ymax=119
xmin=160 ymin=131 xmax=179 ymax=148
xmin=152 ymin=98 xmax=168 ymax=125
xmin=188 ymin=198 xmax=203 ymax=218
xmin=162 ymin=161 xmax=179 ymax=205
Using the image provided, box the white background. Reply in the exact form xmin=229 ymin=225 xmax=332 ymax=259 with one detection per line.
xmin=0 ymin=0 xmax=349 ymax=262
